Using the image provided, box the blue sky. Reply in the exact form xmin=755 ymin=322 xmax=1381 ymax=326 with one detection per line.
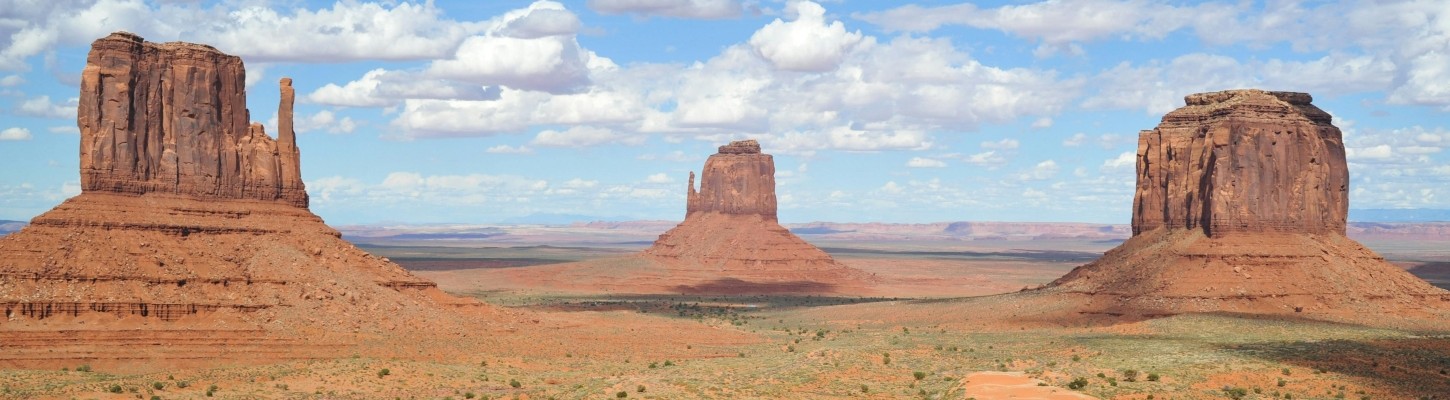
xmin=1 ymin=0 xmax=1448 ymax=224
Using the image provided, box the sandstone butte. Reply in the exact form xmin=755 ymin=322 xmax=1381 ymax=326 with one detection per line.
xmin=0 ymin=32 xmax=500 ymax=370
xmin=494 ymin=140 xmax=875 ymax=295
xmin=1038 ymin=89 xmax=1450 ymax=324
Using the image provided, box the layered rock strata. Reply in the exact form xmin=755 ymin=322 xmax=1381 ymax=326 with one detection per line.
xmin=78 ymin=32 xmax=308 ymax=207
xmin=0 ymin=32 xmax=484 ymax=368
xmin=1045 ymin=90 xmax=1449 ymax=319
xmin=1131 ymin=90 xmax=1346 ymax=237
xmin=638 ymin=140 xmax=872 ymax=293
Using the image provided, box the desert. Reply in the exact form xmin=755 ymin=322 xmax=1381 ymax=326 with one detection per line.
xmin=3 ymin=1 xmax=1450 ymax=400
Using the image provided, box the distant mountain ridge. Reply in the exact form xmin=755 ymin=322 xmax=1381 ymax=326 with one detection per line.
xmin=1350 ymin=209 xmax=1450 ymax=222
xmin=0 ymin=220 xmax=25 ymax=235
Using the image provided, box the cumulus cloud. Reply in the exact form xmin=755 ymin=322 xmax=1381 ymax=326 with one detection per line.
xmin=644 ymin=173 xmax=674 ymax=183
xmin=748 ymin=1 xmax=863 ymax=72
xmin=531 ymin=126 xmax=645 ymax=147
xmin=588 ymin=0 xmax=743 ymax=19
xmin=307 ymin=69 xmax=497 ymax=108
xmin=0 ymin=127 xmax=32 ymax=141
xmin=294 ymin=110 xmax=358 ymax=135
xmin=906 ymin=157 xmax=946 ymax=168
xmin=1019 ymin=160 xmax=1060 ymax=180
xmin=0 ymin=0 xmax=489 ymax=70
xmin=1101 ymin=151 xmax=1136 ymax=171
xmin=0 ymin=75 xmax=22 ymax=86
xmin=15 ymin=95 xmax=77 ymax=118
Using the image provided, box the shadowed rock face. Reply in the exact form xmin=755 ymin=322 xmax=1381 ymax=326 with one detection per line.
xmin=78 ymin=31 xmax=307 ymax=207
xmin=686 ymin=140 xmax=778 ymax=220
xmin=1131 ymin=89 xmax=1348 ymax=237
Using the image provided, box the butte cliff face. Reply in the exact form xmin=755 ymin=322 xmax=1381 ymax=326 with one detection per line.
xmin=0 ymin=32 xmax=490 ymax=369
xmin=1131 ymin=90 xmax=1347 ymax=237
xmin=1044 ymin=89 xmax=1448 ymax=322
xmin=615 ymin=140 xmax=870 ymax=293
xmin=686 ymin=140 xmax=778 ymax=220
xmin=78 ymin=32 xmax=307 ymax=207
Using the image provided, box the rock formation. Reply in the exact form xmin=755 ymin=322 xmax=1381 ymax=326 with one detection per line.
xmin=1131 ymin=90 xmax=1347 ymax=237
xmin=78 ymin=32 xmax=308 ymax=207
xmin=0 ymin=32 xmax=491 ymax=369
xmin=638 ymin=140 xmax=873 ymax=293
xmin=1043 ymin=90 xmax=1449 ymax=322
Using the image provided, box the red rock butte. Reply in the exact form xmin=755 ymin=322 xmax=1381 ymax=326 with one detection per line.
xmin=639 ymin=140 xmax=872 ymax=294
xmin=0 ymin=32 xmax=489 ymax=370
xmin=1041 ymin=89 xmax=1450 ymax=324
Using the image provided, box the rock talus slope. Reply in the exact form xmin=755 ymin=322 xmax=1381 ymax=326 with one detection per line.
xmin=0 ymin=32 xmax=493 ymax=369
xmin=1043 ymin=90 xmax=1449 ymax=323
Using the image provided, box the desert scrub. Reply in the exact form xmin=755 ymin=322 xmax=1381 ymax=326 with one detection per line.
xmin=913 ymin=371 xmax=926 ymax=381
xmin=152 ymin=381 xmax=165 ymax=390
xmin=509 ymin=378 xmax=521 ymax=388
xmin=108 ymin=384 xmax=123 ymax=394
xmin=1067 ymin=377 xmax=1088 ymax=390
xmin=377 ymin=368 xmax=391 ymax=378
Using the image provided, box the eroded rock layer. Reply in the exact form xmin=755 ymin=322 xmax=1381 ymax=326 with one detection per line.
xmin=78 ymin=32 xmax=307 ymax=207
xmin=635 ymin=140 xmax=872 ymax=294
xmin=686 ymin=140 xmax=778 ymax=219
xmin=1043 ymin=90 xmax=1449 ymax=321
xmin=1132 ymin=89 xmax=1346 ymax=237
xmin=0 ymin=32 xmax=492 ymax=369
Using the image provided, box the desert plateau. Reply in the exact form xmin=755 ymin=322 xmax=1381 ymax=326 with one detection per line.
xmin=3 ymin=1 xmax=1450 ymax=399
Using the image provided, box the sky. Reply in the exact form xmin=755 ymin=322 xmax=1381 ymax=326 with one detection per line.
xmin=1 ymin=0 xmax=1448 ymax=225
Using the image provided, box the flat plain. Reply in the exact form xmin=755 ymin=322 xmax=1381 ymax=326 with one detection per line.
xmin=3 ymin=227 xmax=1448 ymax=399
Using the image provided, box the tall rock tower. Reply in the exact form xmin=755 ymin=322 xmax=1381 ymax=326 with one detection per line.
xmin=1045 ymin=90 xmax=1448 ymax=319
xmin=0 ymin=32 xmax=481 ymax=368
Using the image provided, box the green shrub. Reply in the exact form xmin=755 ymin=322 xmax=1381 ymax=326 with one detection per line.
xmin=1147 ymin=373 xmax=1160 ymax=382
xmin=1283 ymin=368 xmax=1292 ymax=376
xmin=663 ymin=360 xmax=674 ymax=367
xmin=616 ymin=391 xmax=628 ymax=398
xmin=464 ymin=392 xmax=475 ymax=399
xmin=509 ymin=378 xmax=521 ymax=388
xmin=176 ymin=381 xmax=190 ymax=389
xmin=150 ymin=396 xmax=161 ymax=400
xmin=1222 ymin=386 xmax=1249 ymax=400
xmin=637 ymin=385 xmax=645 ymax=393
xmin=1068 ymin=377 xmax=1088 ymax=390
xmin=860 ymin=384 xmax=868 ymax=393
xmin=77 ymin=365 xmax=92 ymax=372
xmin=913 ymin=371 xmax=926 ymax=381
xmin=1123 ymin=369 xmax=1139 ymax=382
xmin=108 ymin=384 xmax=123 ymax=394
xmin=153 ymin=382 xmax=165 ymax=390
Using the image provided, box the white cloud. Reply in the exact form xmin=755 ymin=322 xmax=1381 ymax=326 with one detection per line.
xmin=1030 ymin=117 xmax=1053 ymax=129
xmin=0 ymin=0 xmax=490 ymax=70
xmin=644 ymin=173 xmax=674 ymax=184
xmin=1062 ymin=133 xmax=1087 ymax=147
xmin=16 ymin=95 xmax=76 ymax=118
xmin=588 ymin=0 xmax=743 ymax=19
xmin=46 ymin=126 xmax=76 ymax=135
xmin=531 ymin=126 xmax=645 ymax=148
xmin=1019 ymin=160 xmax=1060 ymax=180
xmin=748 ymin=1 xmax=863 ymax=72
xmin=294 ymin=110 xmax=358 ymax=135
xmin=905 ymin=157 xmax=946 ymax=168
xmin=0 ymin=75 xmax=22 ymax=86
xmin=963 ymin=150 xmax=1007 ymax=167
xmin=981 ymin=138 xmax=1019 ymax=150
xmin=1101 ymin=151 xmax=1136 ymax=171
xmin=0 ymin=127 xmax=33 ymax=141
xmin=485 ymin=144 xmax=534 ymax=154
xmin=307 ymin=69 xmax=497 ymax=108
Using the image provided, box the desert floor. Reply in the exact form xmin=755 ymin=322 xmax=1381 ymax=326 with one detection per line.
xmin=3 ymin=236 xmax=1448 ymax=399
